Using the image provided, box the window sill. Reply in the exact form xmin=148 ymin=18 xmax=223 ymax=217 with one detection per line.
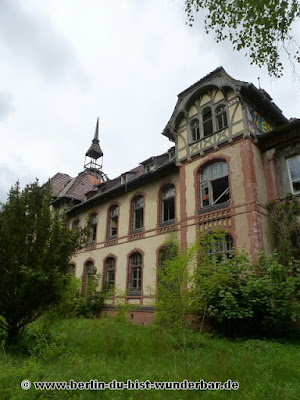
xmin=199 ymin=201 xmax=230 ymax=214
xmin=128 ymin=291 xmax=141 ymax=297
xmin=159 ymin=219 xmax=175 ymax=227
xmin=106 ymin=235 xmax=118 ymax=241
xmin=131 ymin=227 xmax=143 ymax=234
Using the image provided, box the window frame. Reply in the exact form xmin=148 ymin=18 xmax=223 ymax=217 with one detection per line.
xmin=89 ymin=213 xmax=98 ymax=243
xmin=160 ymin=184 xmax=175 ymax=225
xmin=104 ymin=257 xmax=116 ymax=291
xmin=199 ymin=161 xmax=230 ymax=212
xmin=108 ymin=204 xmax=119 ymax=238
xmin=204 ymin=233 xmax=234 ymax=259
xmin=82 ymin=260 xmax=95 ymax=292
xmin=287 ymin=155 xmax=300 ymax=195
xmin=132 ymin=195 xmax=144 ymax=232
xmin=187 ymin=102 xmax=229 ymax=143
xmin=128 ymin=252 xmax=143 ymax=295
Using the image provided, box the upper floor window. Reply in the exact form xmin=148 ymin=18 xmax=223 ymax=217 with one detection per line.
xmin=89 ymin=213 xmax=97 ymax=243
xmin=132 ymin=196 xmax=144 ymax=231
xmin=200 ymin=161 xmax=230 ymax=209
xmin=104 ymin=257 xmax=115 ymax=290
xmin=129 ymin=252 xmax=142 ymax=294
xmin=188 ymin=103 xmax=228 ymax=143
xmin=203 ymin=107 xmax=213 ymax=137
xmin=216 ymin=105 xmax=228 ymax=130
xmin=108 ymin=205 xmax=119 ymax=237
xmin=287 ymin=155 xmax=300 ymax=194
xmin=190 ymin=118 xmax=200 ymax=142
xmin=161 ymin=184 xmax=175 ymax=223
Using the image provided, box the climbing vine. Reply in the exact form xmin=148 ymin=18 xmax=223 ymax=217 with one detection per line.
xmin=267 ymin=194 xmax=300 ymax=265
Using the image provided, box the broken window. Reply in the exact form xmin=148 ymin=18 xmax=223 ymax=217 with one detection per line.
xmin=200 ymin=161 xmax=230 ymax=208
xmin=287 ymin=155 xmax=300 ymax=194
xmin=190 ymin=118 xmax=200 ymax=142
xmin=203 ymin=107 xmax=213 ymax=137
xmin=105 ymin=257 xmax=115 ymax=290
xmin=89 ymin=213 xmax=97 ymax=243
xmin=108 ymin=205 xmax=119 ymax=237
xmin=129 ymin=252 xmax=142 ymax=293
xmin=216 ymin=105 xmax=228 ymax=130
xmin=132 ymin=196 xmax=144 ymax=231
xmin=161 ymin=184 xmax=175 ymax=223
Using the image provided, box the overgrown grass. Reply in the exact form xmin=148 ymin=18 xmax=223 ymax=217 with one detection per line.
xmin=0 ymin=318 xmax=299 ymax=399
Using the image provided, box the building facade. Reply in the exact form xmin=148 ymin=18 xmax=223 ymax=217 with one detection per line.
xmin=51 ymin=67 xmax=300 ymax=323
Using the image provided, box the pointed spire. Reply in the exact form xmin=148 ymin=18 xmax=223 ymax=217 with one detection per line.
xmin=94 ymin=117 xmax=99 ymax=142
xmin=85 ymin=117 xmax=103 ymax=159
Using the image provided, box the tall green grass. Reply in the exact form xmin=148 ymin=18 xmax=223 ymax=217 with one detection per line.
xmin=0 ymin=318 xmax=299 ymax=399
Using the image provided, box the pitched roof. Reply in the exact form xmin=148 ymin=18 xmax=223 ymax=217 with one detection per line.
xmin=50 ymin=173 xmax=72 ymax=197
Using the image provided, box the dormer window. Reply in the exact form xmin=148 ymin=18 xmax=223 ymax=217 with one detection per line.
xmin=190 ymin=118 xmax=200 ymax=142
xmin=216 ymin=105 xmax=228 ymax=130
xmin=121 ymin=173 xmax=135 ymax=184
xmin=145 ymin=163 xmax=155 ymax=173
xmin=203 ymin=107 xmax=213 ymax=137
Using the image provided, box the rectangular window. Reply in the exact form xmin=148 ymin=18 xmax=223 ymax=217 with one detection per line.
xmin=287 ymin=155 xmax=300 ymax=194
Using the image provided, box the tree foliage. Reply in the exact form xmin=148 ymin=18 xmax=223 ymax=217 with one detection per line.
xmin=185 ymin=0 xmax=300 ymax=77
xmin=192 ymin=230 xmax=300 ymax=335
xmin=267 ymin=194 xmax=300 ymax=265
xmin=0 ymin=181 xmax=89 ymax=342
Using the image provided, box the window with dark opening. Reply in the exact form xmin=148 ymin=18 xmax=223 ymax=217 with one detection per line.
xmin=190 ymin=118 xmax=200 ymax=142
xmin=84 ymin=261 xmax=95 ymax=287
xmin=203 ymin=107 xmax=213 ymax=137
xmin=216 ymin=105 xmax=228 ymax=130
xmin=89 ymin=213 xmax=97 ymax=243
xmin=200 ymin=161 xmax=230 ymax=208
xmin=287 ymin=155 xmax=300 ymax=194
xmin=109 ymin=205 xmax=119 ymax=237
xmin=132 ymin=196 xmax=144 ymax=231
xmin=161 ymin=185 xmax=175 ymax=223
xmin=129 ymin=253 xmax=142 ymax=294
xmin=105 ymin=257 xmax=115 ymax=290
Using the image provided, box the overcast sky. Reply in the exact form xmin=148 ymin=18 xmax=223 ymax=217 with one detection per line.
xmin=1 ymin=0 xmax=300 ymax=202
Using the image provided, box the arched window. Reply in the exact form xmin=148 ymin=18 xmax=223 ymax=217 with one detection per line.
xmin=203 ymin=107 xmax=213 ymax=137
xmin=104 ymin=257 xmax=115 ymax=290
xmin=89 ymin=213 xmax=98 ymax=243
xmin=216 ymin=105 xmax=228 ymax=130
xmin=132 ymin=196 xmax=144 ymax=231
xmin=129 ymin=252 xmax=142 ymax=294
xmin=200 ymin=161 xmax=230 ymax=209
xmin=190 ymin=118 xmax=200 ymax=142
xmin=205 ymin=233 xmax=234 ymax=259
xmin=161 ymin=184 xmax=175 ymax=223
xmin=108 ymin=205 xmax=119 ymax=237
xmin=83 ymin=261 xmax=95 ymax=289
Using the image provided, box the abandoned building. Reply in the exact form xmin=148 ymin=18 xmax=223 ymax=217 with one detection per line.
xmin=50 ymin=67 xmax=300 ymax=323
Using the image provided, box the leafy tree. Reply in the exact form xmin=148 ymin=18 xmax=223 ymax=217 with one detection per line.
xmin=75 ymin=271 xmax=105 ymax=318
xmin=185 ymin=0 xmax=300 ymax=77
xmin=192 ymin=229 xmax=300 ymax=335
xmin=0 ymin=181 xmax=89 ymax=342
xmin=267 ymin=194 xmax=300 ymax=265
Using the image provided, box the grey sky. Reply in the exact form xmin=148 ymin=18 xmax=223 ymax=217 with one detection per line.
xmin=1 ymin=0 xmax=300 ymax=202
